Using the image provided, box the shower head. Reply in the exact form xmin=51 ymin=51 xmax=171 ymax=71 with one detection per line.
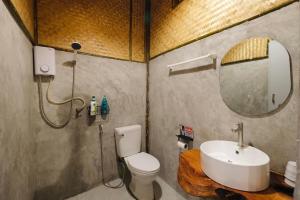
xmin=71 ymin=42 xmax=81 ymax=50
xmin=71 ymin=42 xmax=81 ymax=65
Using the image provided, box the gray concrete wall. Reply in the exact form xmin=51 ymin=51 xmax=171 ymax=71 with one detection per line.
xmin=0 ymin=1 xmax=36 ymax=200
xmin=296 ymin=23 xmax=300 ymax=200
xmin=149 ymin=2 xmax=299 ymax=199
xmin=33 ymin=51 xmax=146 ymax=200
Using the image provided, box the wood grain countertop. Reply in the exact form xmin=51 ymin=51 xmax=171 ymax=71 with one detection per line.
xmin=178 ymin=149 xmax=294 ymax=200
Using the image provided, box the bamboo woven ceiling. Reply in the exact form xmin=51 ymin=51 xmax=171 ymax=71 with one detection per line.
xmin=37 ymin=0 xmax=145 ymax=62
xmin=150 ymin=0 xmax=296 ymax=58
xmin=5 ymin=0 xmax=297 ymax=62
xmin=5 ymin=0 xmax=35 ymax=39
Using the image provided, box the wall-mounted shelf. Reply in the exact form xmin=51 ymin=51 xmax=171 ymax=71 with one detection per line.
xmin=167 ymin=54 xmax=217 ymax=73
xmin=88 ymin=105 xmax=101 ymax=116
xmin=176 ymin=134 xmax=194 ymax=141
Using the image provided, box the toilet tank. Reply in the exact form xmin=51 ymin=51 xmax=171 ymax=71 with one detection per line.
xmin=115 ymin=125 xmax=141 ymax=158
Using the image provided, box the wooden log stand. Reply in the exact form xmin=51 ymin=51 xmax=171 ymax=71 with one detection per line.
xmin=178 ymin=149 xmax=294 ymax=200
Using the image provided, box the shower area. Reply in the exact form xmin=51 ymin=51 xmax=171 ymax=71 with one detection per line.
xmin=33 ymin=49 xmax=147 ymax=200
xmin=1 ymin=0 xmax=148 ymax=199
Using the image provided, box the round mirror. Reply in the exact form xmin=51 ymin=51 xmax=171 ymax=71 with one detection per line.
xmin=220 ymin=37 xmax=292 ymax=116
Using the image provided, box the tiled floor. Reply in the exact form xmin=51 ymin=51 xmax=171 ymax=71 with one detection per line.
xmin=66 ymin=177 xmax=186 ymax=200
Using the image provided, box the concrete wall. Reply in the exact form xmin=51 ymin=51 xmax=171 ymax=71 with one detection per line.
xmin=296 ymin=25 xmax=300 ymax=200
xmin=0 ymin=1 xmax=35 ymax=200
xmin=149 ymin=2 xmax=299 ymax=199
xmin=33 ymin=51 xmax=146 ymax=200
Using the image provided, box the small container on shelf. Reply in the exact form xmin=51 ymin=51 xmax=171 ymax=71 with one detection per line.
xmin=90 ymin=96 xmax=97 ymax=116
xmin=176 ymin=124 xmax=194 ymax=141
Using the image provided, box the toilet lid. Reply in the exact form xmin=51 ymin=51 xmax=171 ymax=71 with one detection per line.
xmin=126 ymin=152 xmax=160 ymax=174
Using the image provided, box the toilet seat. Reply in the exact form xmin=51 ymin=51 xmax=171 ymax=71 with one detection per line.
xmin=125 ymin=152 xmax=160 ymax=175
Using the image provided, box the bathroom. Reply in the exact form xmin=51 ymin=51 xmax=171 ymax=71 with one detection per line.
xmin=0 ymin=0 xmax=299 ymax=199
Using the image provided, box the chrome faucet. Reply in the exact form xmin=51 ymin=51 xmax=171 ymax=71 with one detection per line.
xmin=232 ymin=122 xmax=244 ymax=148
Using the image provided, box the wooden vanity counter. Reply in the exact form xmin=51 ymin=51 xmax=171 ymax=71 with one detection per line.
xmin=178 ymin=149 xmax=293 ymax=200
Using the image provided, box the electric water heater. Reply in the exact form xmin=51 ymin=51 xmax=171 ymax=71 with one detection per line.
xmin=34 ymin=46 xmax=56 ymax=76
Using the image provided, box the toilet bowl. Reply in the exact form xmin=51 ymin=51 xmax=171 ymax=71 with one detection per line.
xmin=115 ymin=125 xmax=160 ymax=200
xmin=125 ymin=152 xmax=160 ymax=200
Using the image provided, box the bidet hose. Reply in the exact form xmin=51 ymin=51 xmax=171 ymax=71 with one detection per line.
xmin=99 ymin=124 xmax=125 ymax=188
xmin=37 ymin=54 xmax=85 ymax=129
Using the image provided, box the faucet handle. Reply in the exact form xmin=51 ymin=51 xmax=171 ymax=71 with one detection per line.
xmin=231 ymin=122 xmax=243 ymax=133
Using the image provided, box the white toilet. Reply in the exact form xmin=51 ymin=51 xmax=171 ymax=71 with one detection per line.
xmin=115 ymin=125 xmax=160 ymax=200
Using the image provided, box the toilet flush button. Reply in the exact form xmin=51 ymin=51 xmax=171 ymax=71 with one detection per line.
xmin=40 ymin=65 xmax=49 ymax=73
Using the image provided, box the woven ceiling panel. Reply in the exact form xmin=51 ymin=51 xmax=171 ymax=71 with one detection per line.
xmin=37 ymin=0 xmax=145 ymax=62
xmin=10 ymin=0 xmax=34 ymax=39
xmin=221 ymin=37 xmax=271 ymax=65
xmin=151 ymin=0 xmax=296 ymax=58
xmin=131 ymin=0 xmax=145 ymax=62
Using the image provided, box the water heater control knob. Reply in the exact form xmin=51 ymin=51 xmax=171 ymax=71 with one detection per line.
xmin=40 ymin=65 xmax=49 ymax=73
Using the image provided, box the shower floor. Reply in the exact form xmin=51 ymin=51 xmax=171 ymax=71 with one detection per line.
xmin=65 ymin=176 xmax=186 ymax=200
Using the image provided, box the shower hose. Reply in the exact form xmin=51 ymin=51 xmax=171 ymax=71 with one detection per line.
xmin=98 ymin=124 xmax=125 ymax=188
xmin=37 ymin=52 xmax=86 ymax=129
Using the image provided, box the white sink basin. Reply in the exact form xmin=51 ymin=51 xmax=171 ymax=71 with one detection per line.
xmin=200 ymin=140 xmax=270 ymax=192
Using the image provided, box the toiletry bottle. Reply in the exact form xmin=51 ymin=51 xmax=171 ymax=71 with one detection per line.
xmin=90 ymin=96 xmax=97 ymax=116
xmin=100 ymin=96 xmax=109 ymax=117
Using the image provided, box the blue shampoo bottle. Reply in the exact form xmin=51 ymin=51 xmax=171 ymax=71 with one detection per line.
xmin=100 ymin=96 xmax=109 ymax=119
